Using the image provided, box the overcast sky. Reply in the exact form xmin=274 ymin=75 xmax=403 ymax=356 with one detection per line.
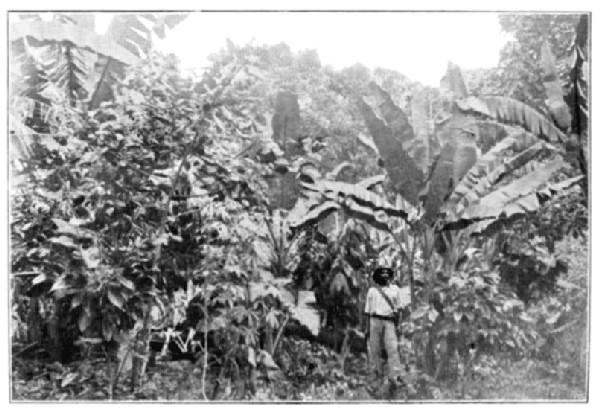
xmin=99 ymin=12 xmax=509 ymax=86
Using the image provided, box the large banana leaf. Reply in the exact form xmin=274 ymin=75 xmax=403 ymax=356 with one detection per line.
xmin=443 ymin=139 xmax=557 ymax=218
xmin=358 ymin=84 xmax=424 ymax=205
xmin=92 ymin=13 xmax=187 ymax=108
xmin=455 ymin=96 xmax=566 ymax=144
xmin=288 ymin=176 xmax=410 ymax=232
xmin=568 ymin=14 xmax=589 ymax=136
xmin=301 ymin=180 xmax=408 ymax=219
xmin=456 ymin=157 xmax=568 ymax=232
xmin=422 ymin=116 xmax=479 ymax=223
xmin=540 ymin=41 xmax=571 ymax=130
xmin=409 ymin=88 xmax=440 ymax=175
xmin=45 ymin=43 xmax=95 ymax=105
xmin=10 ymin=21 xmax=138 ymax=65
xmin=105 ymin=14 xmax=187 ymax=59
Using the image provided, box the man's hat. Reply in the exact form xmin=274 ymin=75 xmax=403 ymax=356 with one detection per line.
xmin=373 ymin=266 xmax=393 ymax=284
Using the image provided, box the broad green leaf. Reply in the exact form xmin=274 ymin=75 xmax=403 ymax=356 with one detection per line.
xmin=356 ymin=174 xmax=386 ymax=190
xmin=118 ymin=276 xmax=135 ymax=291
xmin=105 ymin=14 xmax=186 ymax=59
xmin=423 ymin=120 xmax=479 ymax=222
xmin=444 ymin=139 xmax=556 ymax=218
xmin=358 ymin=83 xmax=424 ymax=205
xmin=568 ymin=15 xmax=589 ymax=135
xmin=461 ymin=158 xmax=568 ymax=232
xmin=409 ymin=88 xmax=440 ymax=175
xmin=32 ymin=273 xmax=47 ymax=285
xmin=288 ymin=201 xmax=339 ymax=231
xmin=107 ymin=289 xmax=125 ymax=310
xmin=326 ymin=162 xmax=354 ymax=180
xmin=60 ymin=372 xmax=78 ymax=388
xmin=456 ymin=96 xmax=566 ymax=144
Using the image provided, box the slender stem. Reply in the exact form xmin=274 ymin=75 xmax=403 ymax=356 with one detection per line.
xmin=272 ymin=313 xmax=290 ymax=356
xmin=201 ymin=279 xmax=208 ymax=401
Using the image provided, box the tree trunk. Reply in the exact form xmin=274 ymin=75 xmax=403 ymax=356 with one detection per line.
xmin=131 ymin=310 xmax=151 ymax=393
xmin=435 ymin=332 xmax=456 ymax=380
xmin=423 ymin=329 xmax=436 ymax=376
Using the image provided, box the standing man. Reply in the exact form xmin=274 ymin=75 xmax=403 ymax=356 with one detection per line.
xmin=364 ymin=266 xmax=405 ymax=387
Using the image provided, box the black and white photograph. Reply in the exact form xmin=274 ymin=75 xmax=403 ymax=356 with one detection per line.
xmin=7 ymin=5 xmax=592 ymax=403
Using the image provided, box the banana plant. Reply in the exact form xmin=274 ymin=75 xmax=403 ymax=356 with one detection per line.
xmin=9 ymin=12 xmax=188 ymax=136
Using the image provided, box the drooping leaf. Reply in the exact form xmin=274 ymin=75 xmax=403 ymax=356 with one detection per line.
xmin=288 ymin=201 xmax=340 ymax=231
xmin=301 ymin=179 xmax=409 ymax=220
xmin=326 ymin=162 xmax=354 ymax=180
xmin=444 ymin=137 xmax=556 ymax=218
xmin=458 ymin=157 xmax=568 ymax=231
xmin=105 ymin=14 xmax=186 ymax=59
xmin=356 ymin=174 xmax=386 ymax=190
xmin=45 ymin=42 xmax=94 ymax=106
xmin=358 ymin=83 xmax=424 ymax=205
xmin=456 ymin=96 xmax=566 ymax=143
xmin=568 ymin=14 xmax=589 ymax=136
xmin=540 ymin=41 xmax=571 ymax=130
xmin=538 ymin=175 xmax=583 ymax=199
xmin=422 ymin=119 xmax=479 ymax=223
xmin=476 ymin=121 xmax=510 ymax=154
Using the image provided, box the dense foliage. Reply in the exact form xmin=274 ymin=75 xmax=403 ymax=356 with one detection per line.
xmin=10 ymin=12 xmax=588 ymax=401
